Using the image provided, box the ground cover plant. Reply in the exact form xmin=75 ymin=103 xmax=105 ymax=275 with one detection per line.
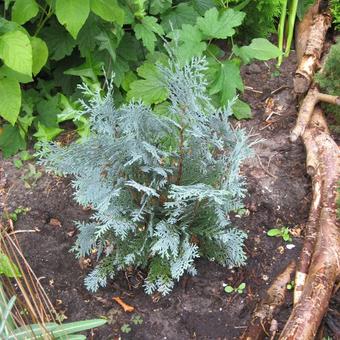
xmin=38 ymin=50 xmax=253 ymax=295
xmin=0 ymin=0 xmax=281 ymax=158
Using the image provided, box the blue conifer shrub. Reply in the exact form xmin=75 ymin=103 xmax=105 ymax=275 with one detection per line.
xmin=38 ymin=54 xmax=252 ymax=295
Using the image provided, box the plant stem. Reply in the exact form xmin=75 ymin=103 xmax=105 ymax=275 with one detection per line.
xmin=34 ymin=6 xmax=53 ymax=36
xmin=285 ymin=0 xmax=298 ymax=58
xmin=277 ymin=0 xmax=288 ymax=66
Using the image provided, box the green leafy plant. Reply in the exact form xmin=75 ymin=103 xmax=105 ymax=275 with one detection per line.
xmin=3 ymin=206 xmax=30 ymax=222
xmin=131 ymin=314 xmax=143 ymax=325
xmin=286 ymin=280 xmax=295 ymax=290
xmin=330 ymin=0 xmax=340 ymax=29
xmin=0 ymin=0 xmax=281 ymax=158
xmin=267 ymin=227 xmax=292 ymax=242
xmin=224 ymin=282 xmax=246 ymax=294
xmin=21 ymin=163 xmax=42 ymax=188
xmin=121 ymin=323 xmax=132 ymax=334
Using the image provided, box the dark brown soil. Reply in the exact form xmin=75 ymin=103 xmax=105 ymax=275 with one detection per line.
xmin=0 ymin=53 xmax=322 ymax=339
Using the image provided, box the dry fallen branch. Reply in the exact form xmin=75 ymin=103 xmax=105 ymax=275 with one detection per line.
xmin=112 ymin=296 xmax=135 ymax=313
xmin=294 ymin=12 xmax=332 ymax=94
xmin=240 ymin=261 xmax=296 ymax=340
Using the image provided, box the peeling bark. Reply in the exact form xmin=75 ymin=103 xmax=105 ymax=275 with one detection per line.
xmin=279 ymin=109 xmax=340 ymax=339
xmin=294 ymin=13 xmax=331 ymax=95
xmin=240 ymin=261 xmax=296 ymax=340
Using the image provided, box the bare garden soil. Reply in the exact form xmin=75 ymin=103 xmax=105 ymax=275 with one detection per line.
xmin=1 ymin=53 xmax=338 ymax=339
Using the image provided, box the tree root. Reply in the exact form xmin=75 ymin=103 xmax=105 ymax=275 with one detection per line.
xmin=240 ymin=261 xmax=296 ymax=340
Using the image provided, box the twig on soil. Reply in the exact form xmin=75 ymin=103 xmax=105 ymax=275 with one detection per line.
xmin=256 ymin=154 xmax=277 ymax=179
xmin=112 ymin=296 xmax=135 ymax=313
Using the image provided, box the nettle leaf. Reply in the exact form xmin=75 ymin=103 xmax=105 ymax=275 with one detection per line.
xmin=127 ymin=62 xmax=168 ymax=104
xmin=0 ymin=77 xmax=21 ymax=125
xmin=209 ymin=60 xmax=243 ymax=105
xmin=11 ymin=0 xmax=39 ymax=25
xmin=90 ymin=0 xmax=124 ymax=25
xmin=0 ymin=30 xmax=32 ymax=76
xmin=30 ymin=37 xmax=48 ymax=76
xmin=149 ymin=0 xmax=172 ymax=15
xmin=196 ymin=7 xmax=245 ymax=39
xmin=161 ymin=3 xmax=199 ymax=33
xmin=134 ymin=16 xmax=164 ymax=53
xmin=55 ymin=0 xmax=90 ymax=39
xmin=169 ymin=24 xmax=206 ymax=65
xmin=0 ymin=124 xmax=26 ymax=158
xmin=41 ymin=23 xmax=76 ymax=61
xmin=233 ymin=38 xmax=282 ymax=64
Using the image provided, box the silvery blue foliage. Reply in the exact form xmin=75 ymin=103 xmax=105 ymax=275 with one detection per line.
xmin=38 ymin=54 xmax=252 ymax=296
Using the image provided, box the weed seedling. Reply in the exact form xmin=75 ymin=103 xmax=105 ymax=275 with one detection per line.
xmin=224 ymin=282 xmax=246 ymax=294
xmin=131 ymin=314 xmax=143 ymax=325
xmin=286 ymin=280 xmax=295 ymax=290
xmin=121 ymin=323 xmax=132 ymax=334
xmin=22 ymin=164 xmax=42 ymax=188
xmin=13 ymin=151 xmax=33 ymax=169
xmin=267 ymin=227 xmax=292 ymax=242
xmin=4 ymin=207 xmax=30 ymax=222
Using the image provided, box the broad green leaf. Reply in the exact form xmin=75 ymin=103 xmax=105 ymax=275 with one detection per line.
xmin=134 ymin=16 xmax=164 ymax=53
xmin=121 ymin=70 xmax=137 ymax=92
xmin=0 ymin=30 xmax=32 ymax=76
xmin=0 ymin=124 xmax=26 ymax=158
xmin=90 ymin=0 xmax=124 ymax=25
xmin=168 ymin=24 xmax=206 ymax=65
xmin=233 ymin=38 xmax=282 ymax=64
xmin=40 ymin=24 xmax=76 ymax=61
xmin=232 ymin=99 xmax=252 ymax=120
xmin=11 ymin=0 xmax=39 ymax=25
xmin=0 ymin=77 xmax=21 ymax=125
xmin=149 ymin=0 xmax=172 ymax=15
xmin=0 ymin=65 xmax=32 ymax=83
xmin=238 ymin=282 xmax=246 ymax=290
xmin=192 ymin=0 xmax=215 ymax=15
xmin=55 ymin=0 xmax=90 ymax=39
xmin=36 ymin=96 xmax=60 ymax=128
xmin=208 ymin=60 xmax=243 ymax=105
xmin=267 ymin=229 xmax=281 ymax=237
xmin=33 ymin=122 xmax=63 ymax=141
xmin=196 ymin=8 xmax=245 ymax=39
xmin=95 ymin=29 xmax=120 ymax=61
xmin=30 ymin=37 xmax=48 ymax=76
xmin=224 ymin=285 xmax=234 ymax=293
xmin=64 ymin=56 xmax=103 ymax=82
xmin=127 ymin=62 xmax=168 ymax=104
xmin=111 ymin=55 xmax=129 ymax=87
xmin=0 ymin=253 xmax=21 ymax=277
xmin=161 ymin=3 xmax=199 ymax=33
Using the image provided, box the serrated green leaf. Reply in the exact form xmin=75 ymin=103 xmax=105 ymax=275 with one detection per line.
xmin=149 ymin=0 xmax=172 ymax=15
xmin=121 ymin=70 xmax=137 ymax=92
xmin=168 ymin=24 xmax=206 ymax=65
xmin=95 ymin=29 xmax=120 ymax=61
xmin=11 ymin=0 xmax=39 ymax=25
xmin=33 ymin=122 xmax=63 ymax=141
xmin=90 ymin=0 xmax=124 ymax=24
xmin=232 ymin=99 xmax=252 ymax=120
xmin=0 ymin=77 xmax=21 ymax=125
xmin=192 ymin=0 xmax=215 ymax=15
xmin=0 ymin=30 xmax=32 ymax=76
xmin=30 ymin=36 xmax=48 ymax=76
xmin=127 ymin=62 xmax=168 ymax=104
xmin=0 ymin=253 xmax=21 ymax=277
xmin=134 ymin=16 xmax=164 ymax=53
xmin=36 ymin=96 xmax=60 ymax=128
xmin=55 ymin=0 xmax=90 ymax=39
xmin=208 ymin=60 xmax=243 ymax=105
xmin=197 ymin=7 xmax=245 ymax=39
xmin=161 ymin=3 xmax=199 ymax=32
xmin=267 ymin=229 xmax=281 ymax=237
xmin=233 ymin=38 xmax=282 ymax=64
xmin=0 ymin=124 xmax=26 ymax=157
xmin=40 ymin=24 xmax=76 ymax=61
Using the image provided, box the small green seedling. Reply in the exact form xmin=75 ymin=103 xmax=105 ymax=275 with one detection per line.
xmin=13 ymin=151 xmax=33 ymax=169
xmin=131 ymin=314 xmax=143 ymax=325
xmin=22 ymin=164 xmax=42 ymax=188
xmin=224 ymin=282 xmax=246 ymax=294
xmin=121 ymin=323 xmax=132 ymax=334
xmin=267 ymin=227 xmax=292 ymax=242
xmin=5 ymin=207 xmax=30 ymax=222
xmin=286 ymin=280 xmax=295 ymax=290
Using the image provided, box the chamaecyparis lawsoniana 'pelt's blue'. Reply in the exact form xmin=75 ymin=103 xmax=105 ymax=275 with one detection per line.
xmin=38 ymin=54 xmax=252 ymax=295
